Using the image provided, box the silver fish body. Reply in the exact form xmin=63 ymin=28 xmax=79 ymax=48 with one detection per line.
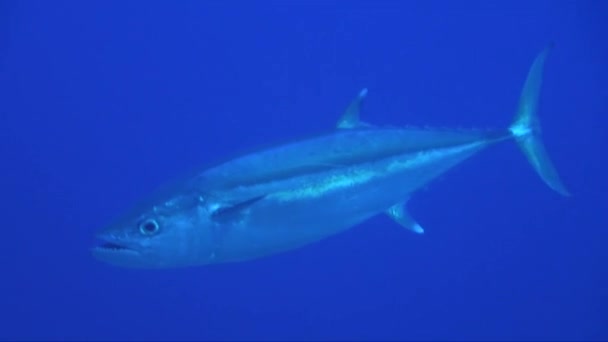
xmin=92 ymin=45 xmax=569 ymax=269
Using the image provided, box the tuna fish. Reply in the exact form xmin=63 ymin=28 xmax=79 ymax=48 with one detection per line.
xmin=92 ymin=45 xmax=569 ymax=268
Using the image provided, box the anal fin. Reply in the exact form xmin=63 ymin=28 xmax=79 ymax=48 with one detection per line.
xmin=386 ymin=202 xmax=424 ymax=234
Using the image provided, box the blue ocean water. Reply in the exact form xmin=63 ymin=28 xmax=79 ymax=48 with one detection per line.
xmin=1 ymin=1 xmax=606 ymax=340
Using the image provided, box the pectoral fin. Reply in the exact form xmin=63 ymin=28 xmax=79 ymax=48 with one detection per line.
xmin=210 ymin=195 xmax=266 ymax=223
xmin=386 ymin=202 xmax=424 ymax=234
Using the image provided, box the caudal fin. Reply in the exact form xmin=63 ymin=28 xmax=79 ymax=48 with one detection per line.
xmin=508 ymin=43 xmax=570 ymax=197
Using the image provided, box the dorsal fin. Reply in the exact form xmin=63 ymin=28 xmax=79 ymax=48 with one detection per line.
xmin=336 ymin=88 xmax=368 ymax=129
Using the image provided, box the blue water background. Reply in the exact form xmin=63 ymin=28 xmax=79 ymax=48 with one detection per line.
xmin=1 ymin=1 xmax=606 ymax=340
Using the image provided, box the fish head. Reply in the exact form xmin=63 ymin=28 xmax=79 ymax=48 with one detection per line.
xmin=91 ymin=192 xmax=217 ymax=268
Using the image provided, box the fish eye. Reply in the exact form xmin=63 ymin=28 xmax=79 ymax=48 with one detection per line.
xmin=139 ymin=219 xmax=159 ymax=235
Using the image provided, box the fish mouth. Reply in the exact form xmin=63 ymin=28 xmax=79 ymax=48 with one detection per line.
xmin=96 ymin=242 xmax=132 ymax=252
xmin=91 ymin=233 xmax=149 ymax=268
xmin=92 ymin=237 xmax=140 ymax=255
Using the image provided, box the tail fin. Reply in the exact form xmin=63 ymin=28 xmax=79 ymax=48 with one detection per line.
xmin=508 ymin=43 xmax=571 ymax=196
